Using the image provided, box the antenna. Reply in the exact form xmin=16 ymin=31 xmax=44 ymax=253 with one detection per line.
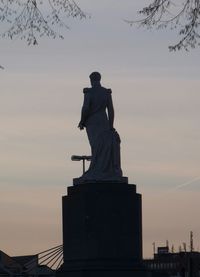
xmin=152 ymin=242 xmax=156 ymax=255
xmin=190 ymin=231 xmax=194 ymax=252
xmin=183 ymin=242 xmax=187 ymax=252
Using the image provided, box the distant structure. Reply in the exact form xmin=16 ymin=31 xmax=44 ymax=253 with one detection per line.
xmin=0 ymin=246 xmax=62 ymax=277
xmin=2 ymin=238 xmax=200 ymax=277
xmin=144 ymin=244 xmax=200 ymax=276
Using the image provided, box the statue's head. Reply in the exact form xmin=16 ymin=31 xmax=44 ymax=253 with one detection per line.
xmin=89 ymin=72 xmax=101 ymax=87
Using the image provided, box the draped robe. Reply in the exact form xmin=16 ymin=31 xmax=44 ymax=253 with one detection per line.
xmin=79 ymin=84 xmax=122 ymax=181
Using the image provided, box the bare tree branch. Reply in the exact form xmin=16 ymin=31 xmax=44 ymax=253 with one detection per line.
xmin=126 ymin=0 xmax=200 ymax=51
xmin=0 ymin=0 xmax=87 ymax=45
xmin=1 ymin=1 xmax=199 ymax=51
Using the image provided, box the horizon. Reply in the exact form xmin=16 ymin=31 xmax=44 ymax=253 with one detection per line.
xmin=1 ymin=0 xmax=200 ymax=259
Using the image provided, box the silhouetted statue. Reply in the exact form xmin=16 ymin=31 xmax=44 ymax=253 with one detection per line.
xmin=78 ymin=72 xmax=123 ymax=182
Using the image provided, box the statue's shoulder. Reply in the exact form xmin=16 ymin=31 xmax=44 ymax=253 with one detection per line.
xmin=83 ymin=87 xmax=112 ymax=94
xmin=83 ymin=87 xmax=91 ymax=94
xmin=101 ymin=86 xmax=112 ymax=94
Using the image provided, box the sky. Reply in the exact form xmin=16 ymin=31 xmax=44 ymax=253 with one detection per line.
xmin=0 ymin=0 xmax=200 ymax=258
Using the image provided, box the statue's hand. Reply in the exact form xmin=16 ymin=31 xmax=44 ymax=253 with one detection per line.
xmin=78 ymin=122 xmax=84 ymax=130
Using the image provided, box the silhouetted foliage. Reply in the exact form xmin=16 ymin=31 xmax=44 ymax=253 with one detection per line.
xmin=1 ymin=1 xmax=200 ymax=51
xmin=126 ymin=0 xmax=200 ymax=51
xmin=0 ymin=0 xmax=86 ymax=45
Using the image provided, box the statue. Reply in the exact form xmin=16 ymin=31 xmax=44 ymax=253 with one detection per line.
xmin=78 ymin=72 xmax=123 ymax=182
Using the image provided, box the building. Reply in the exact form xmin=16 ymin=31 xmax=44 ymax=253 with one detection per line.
xmin=0 ymin=251 xmax=55 ymax=277
xmin=0 ymin=250 xmax=22 ymax=277
xmin=143 ymin=247 xmax=200 ymax=277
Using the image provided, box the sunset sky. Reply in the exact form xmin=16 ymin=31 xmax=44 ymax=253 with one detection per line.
xmin=1 ymin=0 xmax=200 ymax=258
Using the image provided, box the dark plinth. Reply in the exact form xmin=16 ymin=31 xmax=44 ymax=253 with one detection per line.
xmin=57 ymin=182 xmax=150 ymax=277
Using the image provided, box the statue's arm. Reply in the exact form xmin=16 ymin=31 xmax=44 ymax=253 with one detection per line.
xmin=107 ymin=90 xmax=114 ymax=130
xmin=78 ymin=89 xmax=90 ymax=129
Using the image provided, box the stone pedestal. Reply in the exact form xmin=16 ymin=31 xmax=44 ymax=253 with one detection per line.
xmin=57 ymin=182 xmax=150 ymax=277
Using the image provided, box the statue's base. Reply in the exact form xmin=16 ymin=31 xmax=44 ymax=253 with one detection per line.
xmin=57 ymin=181 xmax=151 ymax=277
xmin=56 ymin=265 xmax=151 ymax=277
xmin=73 ymin=176 xmax=128 ymax=186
